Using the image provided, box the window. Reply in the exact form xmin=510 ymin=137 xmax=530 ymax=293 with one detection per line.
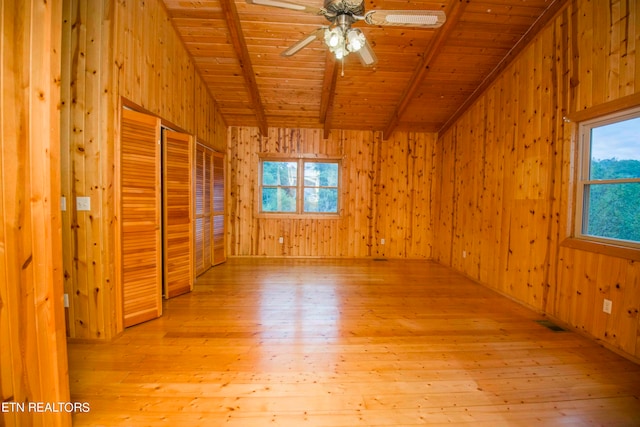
xmin=260 ymin=158 xmax=340 ymax=215
xmin=575 ymin=106 xmax=640 ymax=248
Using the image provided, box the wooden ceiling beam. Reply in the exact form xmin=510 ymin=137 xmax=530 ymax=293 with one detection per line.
xmin=383 ymin=0 xmax=468 ymax=140
xmin=437 ymin=0 xmax=569 ymax=136
xmin=219 ymin=0 xmax=269 ymax=135
xmin=320 ymin=53 xmax=339 ymax=139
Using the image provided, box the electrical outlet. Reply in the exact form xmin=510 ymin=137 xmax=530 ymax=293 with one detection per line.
xmin=462 ymin=250 xmax=467 ymax=258
xmin=76 ymin=196 xmax=91 ymax=211
xmin=61 ymin=196 xmax=66 ymax=212
xmin=278 ymin=236 xmax=284 ymax=244
xmin=603 ymin=299 xmax=612 ymax=314
xmin=380 ymin=238 xmax=385 ymax=245
xmin=63 ymin=294 xmax=69 ymax=308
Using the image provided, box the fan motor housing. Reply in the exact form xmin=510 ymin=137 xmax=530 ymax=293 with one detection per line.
xmin=324 ymin=0 xmax=365 ymax=20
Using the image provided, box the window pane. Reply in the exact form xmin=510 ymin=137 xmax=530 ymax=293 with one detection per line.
xmin=590 ymin=117 xmax=640 ymax=180
xmin=262 ymin=187 xmax=296 ymax=212
xmin=262 ymin=161 xmax=297 ymax=186
xmin=583 ymin=183 xmax=640 ymax=242
xmin=304 ymin=162 xmax=338 ymax=187
xmin=304 ymin=188 xmax=338 ymax=213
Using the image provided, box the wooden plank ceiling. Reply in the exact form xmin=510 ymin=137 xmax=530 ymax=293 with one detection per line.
xmin=162 ymin=0 xmax=563 ymax=137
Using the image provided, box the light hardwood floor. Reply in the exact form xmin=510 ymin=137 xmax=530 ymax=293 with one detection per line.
xmin=68 ymin=258 xmax=640 ymax=426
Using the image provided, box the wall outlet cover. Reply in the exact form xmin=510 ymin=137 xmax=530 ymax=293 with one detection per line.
xmin=77 ymin=196 xmax=91 ymax=211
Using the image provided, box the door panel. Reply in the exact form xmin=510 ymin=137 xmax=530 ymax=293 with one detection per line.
xmin=194 ymin=143 xmax=226 ymax=275
xmin=120 ymin=109 xmax=161 ymax=328
xmin=163 ymin=130 xmax=193 ymax=299
xmin=194 ymin=147 xmax=205 ymax=275
xmin=212 ymin=153 xmax=226 ymax=265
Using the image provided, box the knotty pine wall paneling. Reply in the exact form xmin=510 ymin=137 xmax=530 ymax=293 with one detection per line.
xmin=373 ymin=132 xmax=436 ymax=259
xmin=1 ymin=0 xmax=71 ymax=425
xmin=227 ymin=128 xmax=436 ymax=259
xmin=61 ymin=0 xmax=226 ymax=340
xmin=195 ymin=77 xmax=227 ymax=152
xmin=61 ymin=0 xmax=113 ymax=339
xmin=433 ymin=0 xmax=640 ymax=360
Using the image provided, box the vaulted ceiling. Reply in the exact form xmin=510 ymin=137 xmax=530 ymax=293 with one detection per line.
xmin=162 ymin=0 xmax=564 ymax=137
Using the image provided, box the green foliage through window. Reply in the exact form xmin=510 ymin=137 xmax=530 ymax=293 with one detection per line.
xmin=303 ymin=163 xmax=338 ymax=213
xmin=261 ymin=159 xmax=339 ymax=214
xmin=578 ymin=110 xmax=640 ymax=246
xmin=585 ymin=178 xmax=640 ymax=243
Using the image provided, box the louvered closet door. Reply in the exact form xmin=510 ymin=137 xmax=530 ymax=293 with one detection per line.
xmin=120 ymin=109 xmax=162 ymax=327
xmin=212 ymin=152 xmax=226 ymax=265
xmin=194 ymin=145 xmax=206 ymax=276
xmin=163 ymin=130 xmax=193 ymax=298
xmin=195 ymin=143 xmax=225 ymax=275
xmin=203 ymin=149 xmax=212 ymax=270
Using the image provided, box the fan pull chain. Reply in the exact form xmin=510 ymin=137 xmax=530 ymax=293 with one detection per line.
xmin=341 ymin=57 xmax=344 ymax=77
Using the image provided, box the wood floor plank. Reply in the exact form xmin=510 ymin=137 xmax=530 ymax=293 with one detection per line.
xmin=68 ymin=259 xmax=640 ymax=426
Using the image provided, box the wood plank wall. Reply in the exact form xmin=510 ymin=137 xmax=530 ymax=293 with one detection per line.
xmin=0 ymin=0 xmax=71 ymax=425
xmin=60 ymin=0 xmax=226 ymax=340
xmin=433 ymin=0 xmax=640 ymax=360
xmin=227 ymin=128 xmax=436 ymax=258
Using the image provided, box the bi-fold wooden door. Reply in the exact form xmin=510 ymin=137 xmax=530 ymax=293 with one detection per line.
xmin=194 ymin=144 xmax=211 ymax=276
xmin=120 ymin=110 xmax=194 ymax=328
xmin=195 ymin=143 xmax=226 ymax=276
xmin=162 ymin=130 xmax=193 ymax=299
xmin=212 ymin=153 xmax=226 ymax=266
xmin=120 ymin=109 xmax=162 ymax=328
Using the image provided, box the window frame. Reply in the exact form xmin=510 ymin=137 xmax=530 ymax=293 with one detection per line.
xmin=257 ymin=154 xmax=342 ymax=218
xmin=572 ymin=103 xmax=640 ymax=251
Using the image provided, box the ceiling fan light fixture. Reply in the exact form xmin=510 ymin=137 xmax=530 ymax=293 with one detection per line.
xmin=346 ymin=28 xmax=365 ymax=52
xmin=245 ymin=0 xmax=447 ymax=68
xmin=325 ymin=27 xmax=343 ymax=48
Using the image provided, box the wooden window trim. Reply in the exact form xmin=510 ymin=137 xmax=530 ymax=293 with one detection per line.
xmin=563 ymin=93 xmax=640 ymax=260
xmin=560 ymin=238 xmax=640 ymax=261
xmin=257 ymin=154 xmax=342 ymax=219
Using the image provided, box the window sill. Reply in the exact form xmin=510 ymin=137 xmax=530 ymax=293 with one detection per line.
xmin=561 ymin=237 xmax=640 ymax=261
xmin=255 ymin=213 xmax=341 ymax=220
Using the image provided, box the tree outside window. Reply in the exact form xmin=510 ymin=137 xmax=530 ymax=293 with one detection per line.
xmin=576 ymin=108 xmax=640 ymax=248
xmin=260 ymin=158 xmax=340 ymax=215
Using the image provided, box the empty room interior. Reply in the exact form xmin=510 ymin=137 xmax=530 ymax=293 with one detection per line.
xmin=2 ymin=0 xmax=640 ymax=425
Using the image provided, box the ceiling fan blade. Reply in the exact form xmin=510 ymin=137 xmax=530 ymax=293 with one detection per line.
xmin=282 ymin=28 xmax=326 ymax=57
xmin=356 ymin=35 xmax=377 ymax=67
xmin=246 ymin=0 xmax=325 ymax=15
xmin=364 ymin=10 xmax=446 ymax=28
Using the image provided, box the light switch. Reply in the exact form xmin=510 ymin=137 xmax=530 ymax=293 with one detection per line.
xmin=76 ymin=196 xmax=91 ymax=211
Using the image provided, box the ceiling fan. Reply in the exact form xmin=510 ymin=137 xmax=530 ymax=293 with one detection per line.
xmin=245 ymin=0 xmax=446 ymax=67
